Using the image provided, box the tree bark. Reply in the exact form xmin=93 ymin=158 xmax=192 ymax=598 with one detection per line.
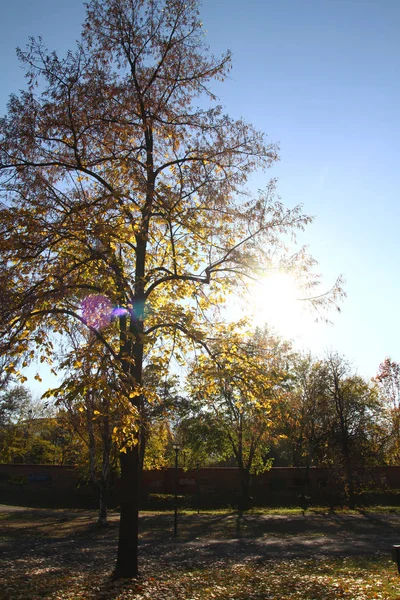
xmin=114 ymin=445 xmax=140 ymax=579
xmin=97 ymin=431 xmax=111 ymax=526
xmin=98 ymin=483 xmax=108 ymax=526
xmin=238 ymin=467 xmax=251 ymax=511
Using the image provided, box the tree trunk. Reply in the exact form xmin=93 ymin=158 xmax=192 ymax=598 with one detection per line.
xmin=114 ymin=273 xmax=145 ymax=578
xmin=340 ymin=419 xmax=355 ymax=508
xmin=98 ymin=483 xmax=108 ymax=526
xmin=344 ymin=453 xmax=355 ymax=509
xmin=114 ymin=444 xmax=140 ymax=579
xmin=97 ymin=434 xmax=111 ymax=526
xmin=238 ymin=467 xmax=251 ymax=511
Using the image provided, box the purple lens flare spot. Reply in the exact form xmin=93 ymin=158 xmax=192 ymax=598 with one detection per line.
xmin=81 ymin=295 xmax=113 ymax=329
xmin=112 ymin=307 xmax=130 ymax=318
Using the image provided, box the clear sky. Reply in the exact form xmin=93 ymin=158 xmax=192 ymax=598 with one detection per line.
xmin=1 ymin=0 xmax=399 ymax=391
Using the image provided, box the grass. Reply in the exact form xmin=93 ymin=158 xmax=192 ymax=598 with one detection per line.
xmin=2 ymin=553 xmax=400 ymax=599
xmin=2 ymin=506 xmax=400 ymax=599
xmin=143 ymin=504 xmax=400 ymax=516
xmin=130 ymin=556 xmax=400 ymax=600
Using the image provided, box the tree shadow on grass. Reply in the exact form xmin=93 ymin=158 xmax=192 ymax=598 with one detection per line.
xmin=139 ymin=510 xmax=239 ymax=543
xmin=2 ymin=507 xmax=400 ymax=600
xmin=1 ymin=516 xmax=119 ymax=600
xmin=356 ymin=508 xmax=400 ymax=533
xmin=137 ymin=510 xmax=400 ymax=569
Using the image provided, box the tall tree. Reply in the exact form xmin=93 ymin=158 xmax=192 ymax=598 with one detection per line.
xmin=0 ymin=0 xmax=342 ymax=577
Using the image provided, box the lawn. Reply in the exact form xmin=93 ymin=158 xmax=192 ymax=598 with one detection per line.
xmin=1 ymin=506 xmax=400 ymax=599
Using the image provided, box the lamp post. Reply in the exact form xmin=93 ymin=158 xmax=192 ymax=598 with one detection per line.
xmin=172 ymin=442 xmax=181 ymax=537
xmin=196 ymin=462 xmax=200 ymax=515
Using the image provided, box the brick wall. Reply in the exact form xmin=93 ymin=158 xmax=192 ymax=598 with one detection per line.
xmin=1 ymin=463 xmax=399 ymax=508
xmin=0 ymin=463 xmax=97 ymax=508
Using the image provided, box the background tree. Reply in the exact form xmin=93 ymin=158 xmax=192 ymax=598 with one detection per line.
xmin=142 ymin=420 xmax=172 ymax=469
xmin=0 ymin=0 xmax=342 ymax=578
xmin=274 ymin=353 xmax=385 ymax=469
xmin=0 ymin=385 xmax=33 ymax=463
xmin=175 ymin=409 xmax=231 ymax=468
xmin=0 ymin=383 xmax=63 ymax=463
xmin=270 ymin=354 xmax=329 ymax=468
xmin=48 ymin=330 xmax=134 ymax=525
xmin=0 ymin=355 xmax=15 ymax=394
xmin=186 ymin=325 xmax=290 ymax=509
xmin=318 ymin=354 xmax=382 ymax=506
xmin=140 ymin=366 xmax=184 ymax=471
xmin=374 ymin=358 xmax=400 ymax=464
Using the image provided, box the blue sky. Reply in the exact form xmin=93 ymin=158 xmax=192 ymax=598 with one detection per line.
xmin=1 ymin=0 xmax=399 ymax=389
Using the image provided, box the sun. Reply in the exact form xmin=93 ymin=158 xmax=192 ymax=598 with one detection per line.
xmin=248 ymin=272 xmax=315 ymax=340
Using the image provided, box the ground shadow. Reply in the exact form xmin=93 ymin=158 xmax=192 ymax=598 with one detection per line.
xmin=2 ymin=505 xmax=399 ymax=599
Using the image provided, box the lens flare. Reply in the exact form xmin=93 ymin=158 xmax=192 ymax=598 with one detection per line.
xmin=81 ymin=295 xmax=113 ymax=329
xmin=81 ymin=296 xmax=137 ymax=329
xmin=111 ymin=307 xmax=130 ymax=318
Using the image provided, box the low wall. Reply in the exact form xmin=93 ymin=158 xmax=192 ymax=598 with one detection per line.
xmin=0 ymin=463 xmax=98 ymax=508
xmin=1 ymin=464 xmax=399 ymax=509
xmin=143 ymin=466 xmax=400 ymax=506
